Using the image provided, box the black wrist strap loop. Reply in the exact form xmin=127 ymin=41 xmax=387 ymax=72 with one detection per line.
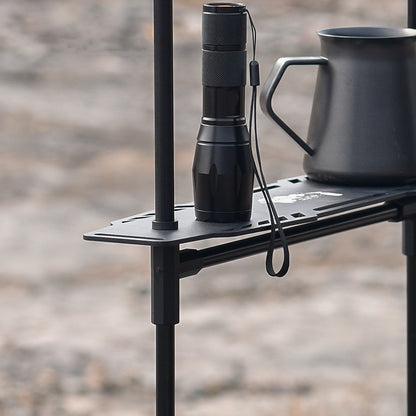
xmin=247 ymin=9 xmax=290 ymax=278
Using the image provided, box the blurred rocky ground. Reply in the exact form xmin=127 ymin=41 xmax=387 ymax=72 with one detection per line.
xmin=0 ymin=0 xmax=409 ymax=415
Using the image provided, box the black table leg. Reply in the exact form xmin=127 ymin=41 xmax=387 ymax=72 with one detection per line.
xmin=407 ymin=255 xmax=416 ymax=416
xmin=156 ymin=324 xmax=176 ymax=416
xmin=152 ymin=245 xmax=180 ymax=416
xmin=403 ymin=217 xmax=416 ymax=416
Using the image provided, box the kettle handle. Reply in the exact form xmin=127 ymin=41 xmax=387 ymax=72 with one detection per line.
xmin=260 ymin=56 xmax=328 ymax=156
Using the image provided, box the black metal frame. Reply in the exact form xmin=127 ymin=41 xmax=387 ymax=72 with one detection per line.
xmin=84 ymin=1 xmax=416 ymax=414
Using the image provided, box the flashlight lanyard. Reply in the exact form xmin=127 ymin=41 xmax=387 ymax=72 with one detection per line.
xmin=246 ymin=9 xmax=290 ymax=277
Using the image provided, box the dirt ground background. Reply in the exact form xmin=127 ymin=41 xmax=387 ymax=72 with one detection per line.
xmin=0 ymin=0 xmax=410 ymax=415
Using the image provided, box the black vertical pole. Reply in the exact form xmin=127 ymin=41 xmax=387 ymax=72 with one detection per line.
xmin=152 ymin=0 xmax=179 ymax=414
xmin=156 ymin=324 xmax=176 ymax=416
xmin=152 ymin=245 xmax=180 ymax=416
xmin=403 ymin=217 xmax=416 ymax=416
xmin=409 ymin=0 xmax=416 ymax=27
xmin=406 ymin=0 xmax=415 ymax=411
xmin=152 ymin=0 xmax=178 ymax=230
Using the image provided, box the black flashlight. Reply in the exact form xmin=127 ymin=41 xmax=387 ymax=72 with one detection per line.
xmin=192 ymin=2 xmax=254 ymax=222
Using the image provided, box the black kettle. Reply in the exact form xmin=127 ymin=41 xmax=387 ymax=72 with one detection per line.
xmin=261 ymin=27 xmax=416 ymax=185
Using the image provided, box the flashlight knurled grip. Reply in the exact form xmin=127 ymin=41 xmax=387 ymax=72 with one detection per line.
xmin=203 ymin=50 xmax=247 ymax=87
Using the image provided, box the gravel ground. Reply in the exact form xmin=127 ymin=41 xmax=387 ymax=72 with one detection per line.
xmin=0 ymin=0 xmax=410 ymax=415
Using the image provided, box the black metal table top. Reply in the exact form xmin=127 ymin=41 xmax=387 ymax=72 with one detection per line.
xmin=83 ymin=176 xmax=416 ymax=247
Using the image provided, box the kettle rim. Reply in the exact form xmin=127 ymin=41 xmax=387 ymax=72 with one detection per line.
xmin=317 ymin=26 xmax=416 ymax=39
